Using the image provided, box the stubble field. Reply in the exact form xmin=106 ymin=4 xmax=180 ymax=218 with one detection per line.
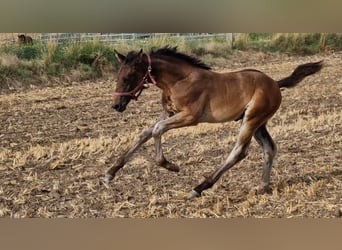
xmin=0 ymin=51 xmax=341 ymax=218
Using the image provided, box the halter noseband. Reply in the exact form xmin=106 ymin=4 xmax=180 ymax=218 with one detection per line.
xmin=113 ymin=53 xmax=157 ymax=100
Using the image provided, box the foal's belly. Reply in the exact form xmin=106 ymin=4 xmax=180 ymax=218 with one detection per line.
xmin=199 ymin=89 xmax=251 ymax=123
xmin=200 ymin=104 xmax=246 ymax=123
xmin=197 ymin=74 xmax=254 ymax=123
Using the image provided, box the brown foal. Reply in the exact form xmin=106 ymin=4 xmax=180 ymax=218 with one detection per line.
xmin=105 ymin=47 xmax=323 ymax=199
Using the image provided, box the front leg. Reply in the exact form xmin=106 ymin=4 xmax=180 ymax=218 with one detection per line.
xmin=104 ymin=112 xmax=168 ymax=182
xmin=152 ymin=111 xmax=198 ymax=172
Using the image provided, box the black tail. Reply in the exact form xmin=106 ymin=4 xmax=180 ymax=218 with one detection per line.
xmin=278 ymin=61 xmax=323 ymax=88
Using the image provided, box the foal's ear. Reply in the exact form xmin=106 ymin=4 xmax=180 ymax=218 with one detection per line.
xmin=136 ymin=49 xmax=143 ymax=63
xmin=114 ymin=49 xmax=126 ymax=64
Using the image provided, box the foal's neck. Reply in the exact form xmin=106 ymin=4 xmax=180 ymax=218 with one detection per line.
xmin=150 ymin=56 xmax=193 ymax=91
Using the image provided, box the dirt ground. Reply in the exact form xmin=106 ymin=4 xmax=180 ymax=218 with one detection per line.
xmin=0 ymin=51 xmax=341 ymax=218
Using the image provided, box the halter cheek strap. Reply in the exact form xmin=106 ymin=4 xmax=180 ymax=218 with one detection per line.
xmin=113 ymin=53 xmax=157 ymax=100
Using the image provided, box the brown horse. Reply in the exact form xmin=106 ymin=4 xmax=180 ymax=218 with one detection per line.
xmin=106 ymin=47 xmax=322 ymax=199
xmin=18 ymin=34 xmax=33 ymax=45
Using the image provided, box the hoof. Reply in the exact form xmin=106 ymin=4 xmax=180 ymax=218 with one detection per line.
xmin=160 ymin=160 xmax=180 ymax=172
xmin=254 ymin=185 xmax=272 ymax=195
xmin=103 ymin=174 xmax=114 ymax=184
xmin=186 ymin=190 xmax=201 ymax=200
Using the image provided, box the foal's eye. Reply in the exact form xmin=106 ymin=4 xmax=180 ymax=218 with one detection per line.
xmin=123 ymin=76 xmax=130 ymax=83
xmin=133 ymin=64 xmax=141 ymax=70
xmin=123 ymin=73 xmax=137 ymax=83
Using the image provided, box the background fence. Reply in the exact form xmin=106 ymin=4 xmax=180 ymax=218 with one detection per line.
xmin=0 ymin=33 xmax=235 ymax=45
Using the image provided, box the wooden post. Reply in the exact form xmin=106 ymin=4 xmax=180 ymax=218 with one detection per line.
xmin=226 ymin=33 xmax=235 ymax=48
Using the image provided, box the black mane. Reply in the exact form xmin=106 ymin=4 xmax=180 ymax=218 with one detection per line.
xmin=151 ymin=46 xmax=211 ymax=70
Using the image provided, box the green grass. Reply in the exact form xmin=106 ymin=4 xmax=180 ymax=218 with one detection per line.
xmin=0 ymin=43 xmax=43 ymax=60
xmin=1 ymin=33 xmax=342 ymax=90
xmin=0 ymin=41 xmax=119 ymax=86
xmin=233 ymin=33 xmax=342 ymax=55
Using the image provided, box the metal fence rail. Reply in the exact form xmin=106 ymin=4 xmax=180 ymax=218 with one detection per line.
xmin=0 ymin=33 xmax=235 ymax=46
xmin=39 ymin=33 xmax=232 ymax=44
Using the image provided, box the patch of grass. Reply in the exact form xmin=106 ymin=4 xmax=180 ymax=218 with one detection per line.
xmin=0 ymin=43 xmax=43 ymax=60
xmin=233 ymin=33 xmax=250 ymax=50
xmin=267 ymin=33 xmax=323 ymax=55
xmin=79 ymin=64 xmax=100 ymax=80
xmin=42 ymin=41 xmax=58 ymax=65
xmin=15 ymin=45 xmax=42 ymax=60
xmin=112 ymin=34 xmax=187 ymax=55
xmin=324 ymin=33 xmax=342 ymax=50
xmin=17 ymin=67 xmax=32 ymax=80
xmin=45 ymin=63 xmax=63 ymax=77
xmin=0 ymin=65 xmax=18 ymax=81
xmin=248 ymin=33 xmax=273 ymax=41
xmin=235 ymin=33 xmax=342 ymax=55
xmin=0 ymin=40 xmax=119 ymax=87
xmin=1 ymin=33 xmax=342 ymax=91
xmin=186 ymin=38 xmax=232 ymax=58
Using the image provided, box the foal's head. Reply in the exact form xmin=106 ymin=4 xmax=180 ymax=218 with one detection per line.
xmin=112 ymin=49 xmax=148 ymax=112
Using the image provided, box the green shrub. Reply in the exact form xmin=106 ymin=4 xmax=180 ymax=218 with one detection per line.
xmin=45 ymin=63 xmax=63 ymax=76
xmin=248 ymin=33 xmax=272 ymax=41
xmin=324 ymin=33 xmax=342 ymax=49
xmin=80 ymin=64 xmax=99 ymax=79
xmin=15 ymin=46 xmax=42 ymax=60
xmin=0 ymin=65 xmax=17 ymax=80
xmin=233 ymin=34 xmax=250 ymax=50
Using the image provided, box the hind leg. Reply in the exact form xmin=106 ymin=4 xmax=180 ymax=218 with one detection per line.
xmin=253 ymin=124 xmax=277 ymax=193
xmin=188 ymin=116 xmax=261 ymax=199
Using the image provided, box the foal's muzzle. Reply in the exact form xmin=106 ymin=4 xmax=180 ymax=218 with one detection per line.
xmin=112 ymin=103 xmax=126 ymax=112
xmin=112 ymin=96 xmax=131 ymax=112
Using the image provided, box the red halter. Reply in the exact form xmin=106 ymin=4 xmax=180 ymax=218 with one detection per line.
xmin=113 ymin=53 xmax=157 ymax=100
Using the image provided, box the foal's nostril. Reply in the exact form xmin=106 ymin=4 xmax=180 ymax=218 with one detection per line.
xmin=112 ymin=104 xmax=125 ymax=112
